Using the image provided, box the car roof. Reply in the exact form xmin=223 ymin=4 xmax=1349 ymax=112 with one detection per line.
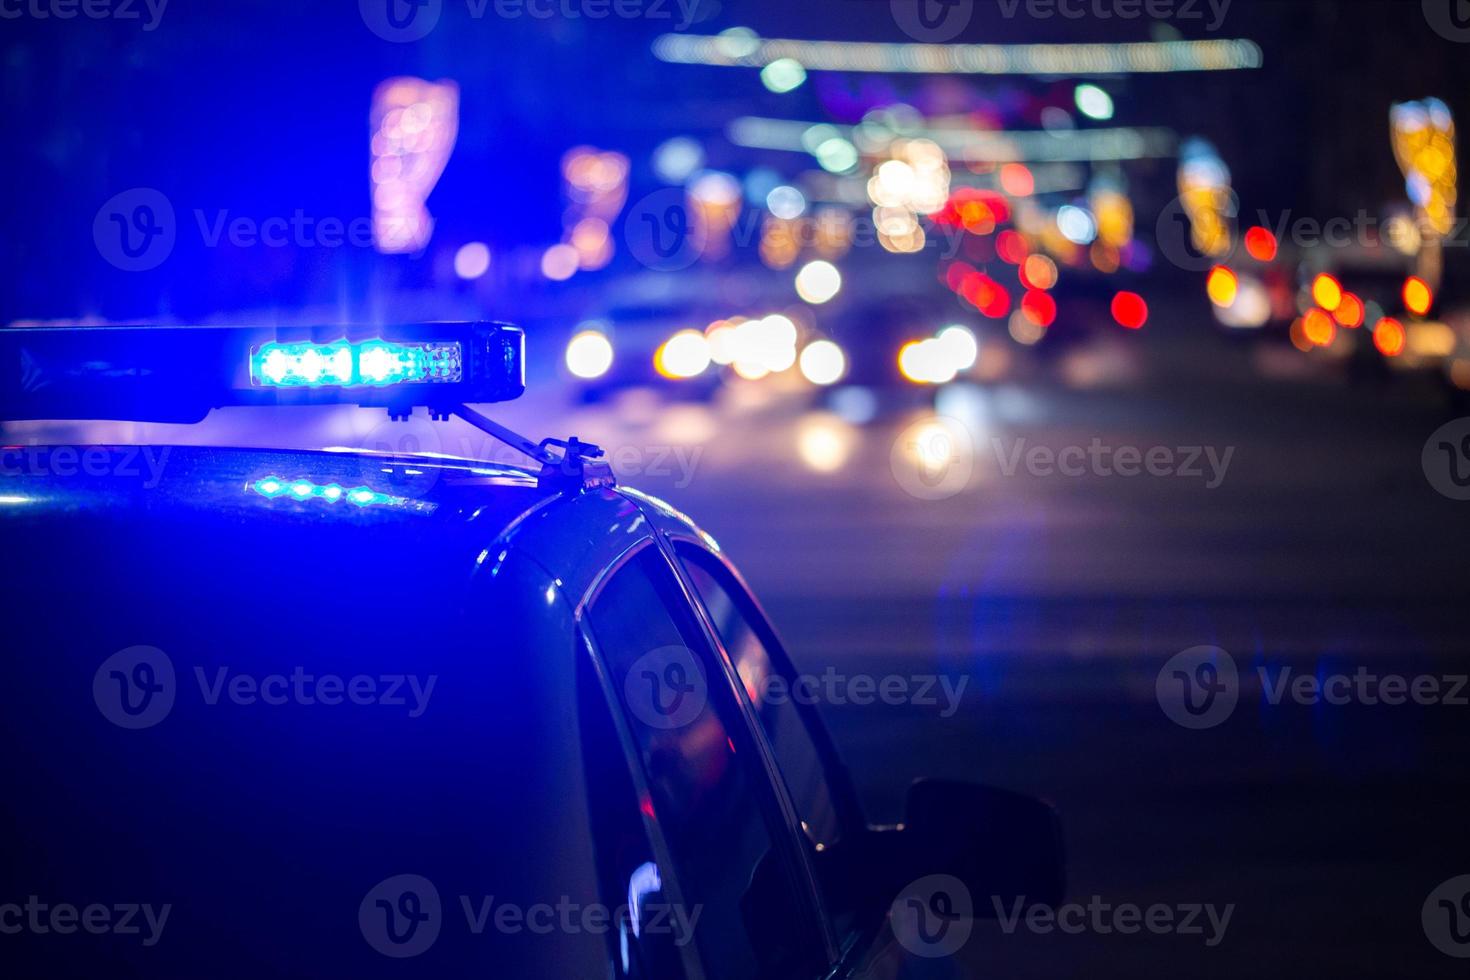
xmin=0 ymin=445 xmax=688 ymax=976
xmin=1 ymin=443 xmax=551 ymax=529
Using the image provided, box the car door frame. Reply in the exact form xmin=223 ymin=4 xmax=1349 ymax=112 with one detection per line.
xmin=508 ymin=486 xmax=840 ymax=977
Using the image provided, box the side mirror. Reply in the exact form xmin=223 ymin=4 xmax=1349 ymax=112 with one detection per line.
xmin=812 ymin=780 xmax=1064 ymax=927
xmin=900 ymin=779 xmax=1065 ymax=915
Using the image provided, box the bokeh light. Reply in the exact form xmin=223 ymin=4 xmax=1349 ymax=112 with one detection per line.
xmin=1111 ymin=292 xmax=1148 ymax=329
xmin=1403 ymin=276 xmax=1433 ymax=316
xmin=1243 ymin=226 xmax=1278 ymax=262
xmin=565 ymin=330 xmax=614 ymax=379
xmin=799 ymin=340 xmax=846 ymax=386
xmin=655 ymin=330 xmax=712 ymax=379
xmin=1206 ymin=266 xmax=1239 ymax=307
xmin=1302 ymin=308 xmax=1335 ymax=346
xmin=541 ymin=244 xmax=579 ymax=281
xmin=453 ymin=242 xmax=490 ymax=280
xmin=795 ymin=260 xmax=842 ymax=304
xmin=1374 ymin=317 xmax=1406 ymax=357
xmin=1311 ymin=274 xmax=1343 ymax=312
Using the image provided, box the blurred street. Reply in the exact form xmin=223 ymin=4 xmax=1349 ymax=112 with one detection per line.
xmin=10 ymin=295 xmax=1467 ymax=976
xmin=8 ymin=0 xmax=1470 ymax=974
xmin=508 ymin=304 xmax=1470 ymax=978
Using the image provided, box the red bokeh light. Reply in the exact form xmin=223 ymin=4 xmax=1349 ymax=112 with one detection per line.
xmin=1243 ymin=226 xmax=1278 ymax=262
xmin=1111 ymin=292 xmax=1148 ymax=329
xmin=1021 ymin=289 xmax=1057 ymax=328
xmin=996 ymin=230 xmax=1028 ymax=265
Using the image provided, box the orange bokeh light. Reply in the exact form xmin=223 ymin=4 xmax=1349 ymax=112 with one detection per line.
xmin=1374 ymin=317 xmax=1406 ymax=357
xmin=1334 ymin=292 xmax=1364 ymax=328
xmin=1020 ymin=254 xmax=1058 ymax=291
xmin=1403 ymin=276 xmax=1433 ymax=316
xmin=1206 ymin=266 xmax=1238 ymax=307
xmin=1311 ymin=274 xmax=1343 ymax=312
xmin=1302 ymin=308 xmax=1335 ymax=346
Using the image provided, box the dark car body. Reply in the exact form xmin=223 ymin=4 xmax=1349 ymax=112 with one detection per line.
xmin=0 ymin=444 xmax=1001 ymax=979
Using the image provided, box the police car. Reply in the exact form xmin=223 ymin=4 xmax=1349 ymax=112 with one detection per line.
xmin=0 ymin=323 xmax=1062 ymax=978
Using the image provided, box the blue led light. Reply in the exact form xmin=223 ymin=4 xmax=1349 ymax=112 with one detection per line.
xmin=249 ymin=339 xmax=463 ymax=388
xmin=248 ymin=475 xmax=437 ymax=514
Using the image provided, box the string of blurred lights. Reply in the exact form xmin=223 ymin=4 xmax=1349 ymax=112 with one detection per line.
xmin=654 ymin=31 xmax=1263 ymax=76
xmin=1390 ymin=98 xmax=1457 ymax=289
xmin=728 ymin=117 xmax=1178 ymax=165
xmin=369 ymin=78 xmax=459 ymax=255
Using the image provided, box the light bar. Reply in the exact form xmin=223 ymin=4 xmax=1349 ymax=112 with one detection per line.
xmin=250 ymin=339 xmax=464 ymax=388
xmin=653 ymin=33 xmax=1264 ymax=76
xmin=0 ymin=322 xmax=523 ymax=423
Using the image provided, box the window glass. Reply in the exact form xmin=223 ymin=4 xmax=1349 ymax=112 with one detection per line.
xmin=678 ymin=551 xmax=845 ymax=854
xmin=586 ymin=547 xmax=825 ymax=980
xmin=577 ymin=640 xmax=687 ymax=980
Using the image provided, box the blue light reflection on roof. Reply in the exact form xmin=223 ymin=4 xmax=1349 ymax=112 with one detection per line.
xmin=248 ymin=475 xmax=437 ymax=515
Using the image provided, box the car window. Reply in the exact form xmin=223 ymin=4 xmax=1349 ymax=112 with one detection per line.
xmin=585 ymin=546 xmax=827 ymax=980
xmin=577 ymin=635 xmax=690 ymax=980
xmin=677 ymin=548 xmax=847 ymax=852
xmin=676 ymin=546 xmax=863 ymax=942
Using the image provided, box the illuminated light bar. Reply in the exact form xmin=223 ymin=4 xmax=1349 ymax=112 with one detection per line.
xmin=653 ymin=33 xmax=1264 ymax=76
xmin=0 ymin=322 xmax=523 ymax=423
xmin=250 ymin=339 xmax=464 ymax=388
xmin=728 ymin=117 xmax=1178 ymax=164
xmin=249 ymin=475 xmax=437 ymax=513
